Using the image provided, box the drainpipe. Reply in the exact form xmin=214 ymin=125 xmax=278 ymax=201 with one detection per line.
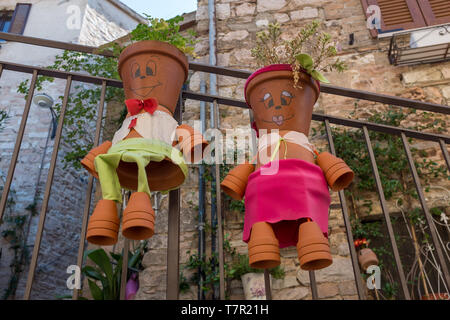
xmin=208 ymin=0 xmax=219 ymax=300
xmin=198 ymin=80 xmax=207 ymax=300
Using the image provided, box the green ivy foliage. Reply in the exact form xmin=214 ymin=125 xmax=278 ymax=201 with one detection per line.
xmin=16 ymin=15 xmax=196 ymax=170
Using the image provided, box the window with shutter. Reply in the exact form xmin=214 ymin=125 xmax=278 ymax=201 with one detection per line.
xmin=361 ymin=0 xmax=427 ymax=37
xmin=417 ymin=0 xmax=450 ymax=25
xmin=361 ymin=0 xmax=450 ymax=37
xmin=9 ymin=3 xmax=31 ymax=35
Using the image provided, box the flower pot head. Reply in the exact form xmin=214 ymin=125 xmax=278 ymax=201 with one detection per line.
xmin=118 ymin=40 xmax=189 ymax=114
xmin=245 ymin=64 xmax=320 ymax=135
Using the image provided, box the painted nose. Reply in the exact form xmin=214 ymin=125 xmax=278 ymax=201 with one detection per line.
xmin=275 ymin=106 xmax=282 ymax=110
xmin=140 ymin=76 xmax=146 ymax=79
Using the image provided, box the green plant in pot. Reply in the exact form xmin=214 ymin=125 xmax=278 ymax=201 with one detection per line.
xmin=76 ymin=243 xmax=147 ymax=300
xmin=229 ymin=253 xmax=285 ymax=300
xmin=80 ymin=16 xmax=209 ymax=249
xmin=221 ymin=21 xmax=353 ymax=273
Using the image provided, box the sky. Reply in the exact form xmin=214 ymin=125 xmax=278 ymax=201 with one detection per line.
xmin=121 ymin=0 xmax=198 ymax=20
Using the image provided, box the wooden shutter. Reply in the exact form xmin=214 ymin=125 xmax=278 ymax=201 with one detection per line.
xmin=9 ymin=3 xmax=31 ymax=35
xmin=360 ymin=0 xmax=427 ymax=37
xmin=417 ymin=0 xmax=450 ymax=26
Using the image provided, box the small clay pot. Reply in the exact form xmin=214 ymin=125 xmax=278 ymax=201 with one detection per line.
xmin=316 ymin=152 xmax=354 ymax=191
xmin=176 ymin=124 xmax=208 ymax=163
xmin=81 ymin=141 xmax=112 ymax=179
xmin=118 ymin=40 xmax=188 ymax=113
xmin=297 ymin=221 xmax=332 ymax=270
xmin=248 ymin=221 xmax=280 ymax=269
xmin=87 ymin=199 xmax=119 ymax=246
xmin=421 ymin=293 xmax=449 ymax=300
xmin=244 ymin=64 xmax=320 ymax=135
xmin=221 ymin=163 xmax=255 ymax=200
xmin=358 ymin=248 xmax=379 ymax=271
xmin=122 ymin=192 xmax=155 ymax=240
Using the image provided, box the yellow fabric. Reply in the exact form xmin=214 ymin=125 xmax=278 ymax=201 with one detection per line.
xmin=94 ymin=138 xmax=187 ymax=202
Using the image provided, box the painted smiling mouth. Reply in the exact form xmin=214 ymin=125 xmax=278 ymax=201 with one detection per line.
xmin=262 ymin=114 xmax=294 ymax=126
xmin=129 ymin=82 xmax=162 ymax=98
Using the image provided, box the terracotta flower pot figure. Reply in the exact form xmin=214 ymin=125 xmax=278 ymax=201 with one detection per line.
xmin=81 ymin=40 xmax=207 ymax=245
xmin=221 ymin=64 xmax=353 ymax=271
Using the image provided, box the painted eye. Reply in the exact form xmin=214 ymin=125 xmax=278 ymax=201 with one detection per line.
xmin=281 ymin=91 xmax=293 ymax=106
xmin=146 ymin=60 xmax=157 ymax=76
xmin=132 ymin=63 xmax=141 ymax=78
xmin=261 ymin=93 xmax=274 ymax=109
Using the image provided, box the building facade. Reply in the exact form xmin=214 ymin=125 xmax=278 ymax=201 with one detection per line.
xmin=0 ymin=0 xmax=144 ymax=299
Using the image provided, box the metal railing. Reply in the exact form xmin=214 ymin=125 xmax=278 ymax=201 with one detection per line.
xmin=0 ymin=32 xmax=449 ymax=300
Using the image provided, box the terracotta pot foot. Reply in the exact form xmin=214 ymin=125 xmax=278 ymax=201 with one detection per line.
xmin=87 ymin=199 xmax=119 ymax=246
xmin=122 ymin=192 xmax=155 ymax=240
xmin=297 ymin=220 xmax=332 ymax=270
xmin=248 ymin=221 xmax=280 ymax=269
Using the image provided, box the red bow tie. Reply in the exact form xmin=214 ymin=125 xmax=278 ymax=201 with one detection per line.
xmin=125 ymin=98 xmax=159 ymax=129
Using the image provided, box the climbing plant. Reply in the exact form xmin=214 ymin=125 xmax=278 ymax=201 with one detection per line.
xmin=328 ymin=102 xmax=449 ymax=299
xmin=16 ymin=15 xmax=196 ymax=170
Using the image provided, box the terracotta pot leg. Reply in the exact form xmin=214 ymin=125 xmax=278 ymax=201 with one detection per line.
xmin=87 ymin=199 xmax=119 ymax=246
xmin=122 ymin=192 xmax=155 ymax=240
xmin=297 ymin=220 xmax=332 ymax=270
xmin=248 ymin=221 xmax=280 ymax=269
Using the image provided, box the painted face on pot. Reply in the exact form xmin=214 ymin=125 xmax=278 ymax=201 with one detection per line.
xmin=125 ymin=56 xmax=162 ymax=99
xmin=259 ymin=90 xmax=295 ymax=126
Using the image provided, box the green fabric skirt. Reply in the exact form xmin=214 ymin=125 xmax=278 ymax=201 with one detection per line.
xmin=94 ymin=138 xmax=187 ymax=202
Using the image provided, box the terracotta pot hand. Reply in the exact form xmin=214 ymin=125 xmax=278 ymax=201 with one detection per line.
xmin=175 ymin=124 xmax=208 ymax=163
xmin=221 ymin=163 xmax=255 ymax=200
xmin=315 ymin=151 xmax=354 ymax=191
xmin=81 ymin=141 xmax=112 ymax=179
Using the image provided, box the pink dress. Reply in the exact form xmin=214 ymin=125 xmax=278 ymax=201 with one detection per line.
xmin=243 ymin=158 xmax=330 ymax=248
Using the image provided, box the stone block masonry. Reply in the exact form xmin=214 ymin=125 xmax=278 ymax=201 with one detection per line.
xmin=134 ymin=0 xmax=449 ymax=301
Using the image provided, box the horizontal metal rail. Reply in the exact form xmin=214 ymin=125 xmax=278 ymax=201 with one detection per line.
xmin=0 ymin=31 xmax=449 ymax=115
xmin=0 ymin=31 xmax=448 ymax=301
xmin=0 ymin=60 xmax=448 ymax=145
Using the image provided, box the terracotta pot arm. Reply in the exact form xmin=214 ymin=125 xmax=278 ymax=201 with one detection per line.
xmin=81 ymin=141 xmax=112 ymax=179
xmin=221 ymin=163 xmax=255 ymax=200
xmin=315 ymin=152 xmax=354 ymax=191
xmin=175 ymin=124 xmax=208 ymax=163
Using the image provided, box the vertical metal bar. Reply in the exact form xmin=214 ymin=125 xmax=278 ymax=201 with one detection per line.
xmin=24 ymin=75 xmax=73 ymax=299
xmin=166 ymin=188 xmax=180 ymax=299
xmin=0 ymin=69 xmax=38 ymax=221
xmin=439 ymin=139 xmax=450 ymax=171
xmin=72 ymin=81 xmax=107 ymax=300
xmin=308 ymin=271 xmax=318 ymax=299
xmin=166 ymin=94 xmax=182 ymax=300
xmin=213 ymin=99 xmax=225 ymax=300
xmin=362 ymin=126 xmax=410 ymax=299
xmin=120 ymin=238 xmax=130 ymax=300
xmin=324 ymin=120 xmax=365 ymax=300
xmin=264 ymin=270 xmax=272 ymax=300
xmin=250 ymin=110 xmax=273 ymax=300
xmin=401 ymin=133 xmax=450 ymax=289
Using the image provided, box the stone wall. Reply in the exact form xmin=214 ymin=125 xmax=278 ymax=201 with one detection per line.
xmin=0 ymin=0 xmax=140 ymax=299
xmin=135 ymin=0 xmax=449 ymax=301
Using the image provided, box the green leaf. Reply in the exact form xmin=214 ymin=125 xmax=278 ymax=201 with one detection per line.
xmin=88 ymin=279 xmax=104 ymax=300
xmin=311 ymin=70 xmax=330 ymax=83
xmin=128 ymin=251 xmax=141 ymax=269
xmin=82 ymin=265 xmax=105 ymax=282
xmin=295 ymin=53 xmax=314 ymax=72
xmin=86 ymin=249 xmax=113 ymax=281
